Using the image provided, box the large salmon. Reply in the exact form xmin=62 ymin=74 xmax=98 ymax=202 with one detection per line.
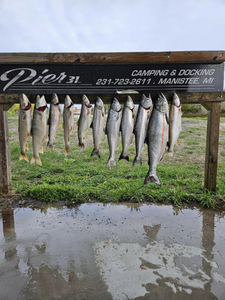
xmin=133 ymin=94 xmax=152 ymax=166
xmin=90 ymin=97 xmax=105 ymax=158
xmin=30 ymin=95 xmax=48 ymax=166
xmin=78 ymin=95 xmax=92 ymax=148
xmin=47 ymin=93 xmax=61 ymax=150
xmin=18 ymin=94 xmax=32 ymax=162
xmin=63 ymin=95 xmax=74 ymax=156
xmin=168 ymin=93 xmax=182 ymax=156
xmin=119 ymin=96 xmax=135 ymax=161
xmin=106 ymin=98 xmax=122 ymax=167
xmin=144 ymin=93 xmax=169 ymax=186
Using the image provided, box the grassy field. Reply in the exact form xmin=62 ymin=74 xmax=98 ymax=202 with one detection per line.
xmin=2 ymin=109 xmax=225 ymax=209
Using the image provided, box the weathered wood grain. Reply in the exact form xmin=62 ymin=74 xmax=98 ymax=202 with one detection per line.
xmin=0 ymin=51 xmax=224 ymax=64
xmin=0 ymin=104 xmax=12 ymax=194
xmin=204 ymin=102 xmax=221 ymax=191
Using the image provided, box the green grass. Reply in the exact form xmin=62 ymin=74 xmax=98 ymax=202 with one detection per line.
xmin=2 ymin=116 xmax=225 ymax=209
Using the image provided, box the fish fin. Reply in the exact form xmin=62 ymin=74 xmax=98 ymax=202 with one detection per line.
xmin=102 ymin=111 xmax=105 ymax=117
xmin=106 ymin=158 xmax=117 ymax=167
xmin=25 ymin=142 xmax=29 ymax=150
xmin=19 ymin=153 xmax=29 ymax=163
xmin=144 ymin=172 xmax=161 ymax=186
xmin=46 ymin=143 xmax=53 ymax=151
xmin=78 ymin=142 xmax=85 ymax=148
xmin=30 ymin=156 xmax=42 ymax=166
xmin=133 ymin=157 xmax=142 ymax=166
xmin=91 ymin=148 xmax=100 ymax=158
xmin=23 ymin=114 xmax=27 ymax=120
xmin=165 ymin=113 xmax=169 ymax=125
xmin=119 ymin=154 xmax=129 ymax=161
xmin=39 ymin=146 xmax=43 ymax=154
xmin=90 ymin=120 xmax=93 ymax=128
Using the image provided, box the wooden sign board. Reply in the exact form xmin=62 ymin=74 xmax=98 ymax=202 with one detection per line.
xmin=0 ymin=63 xmax=223 ymax=94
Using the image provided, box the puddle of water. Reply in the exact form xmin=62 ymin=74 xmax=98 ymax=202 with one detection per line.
xmin=0 ymin=203 xmax=225 ymax=300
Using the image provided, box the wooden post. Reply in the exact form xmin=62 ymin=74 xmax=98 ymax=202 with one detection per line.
xmin=204 ymin=102 xmax=221 ymax=191
xmin=0 ymin=103 xmax=12 ymax=194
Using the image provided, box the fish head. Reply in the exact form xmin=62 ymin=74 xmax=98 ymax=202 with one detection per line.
xmin=111 ymin=98 xmax=121 ymax=112
xmin=155 ymin=93 xmax=168 ymax=113
xmin=20 ymin=94 xmax=31 ymax=110
xmin=36 ymin=95 xmax=47 ymax=113
xmin=95 ymin=97 xmax=104 ymax=110
xmin=172 ymin=93 xmax=181 ymax=107
xmin=64 ymin=95 xmax=73 ymax=108
xmin=125 ymin=96 xmax=134 ymax=110
xmin=140 ymin=94 xmax=152 ymax=109
xmin=51 ymin=93 xmax=59 ymax=105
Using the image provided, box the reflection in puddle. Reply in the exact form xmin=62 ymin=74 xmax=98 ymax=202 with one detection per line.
xmin=0 ymin=203 xmax=225 ymax=299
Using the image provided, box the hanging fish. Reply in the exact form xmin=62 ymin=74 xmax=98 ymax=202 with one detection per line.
xmin=133 ymin=94 xmax=152 ymax=166
xmin=18 ymin=94 xmax=32 ymax=162
xmin=119 ymin=95 xmax=135 ymax=161
xmin=63 ymin=95 xmax=74 ymax=156
xmin=90 ymin=97 xmax=105 ymax=158
xmin=168 ymin=93 xmax=182 ymax=156
xmin=46 ymin=93 xmax=61 ymax=151
xmin=30 ymin=95 xmax=48 ymax=166
xmin=77 ymin=95 xmax=92 ymax=148
xmin=144 ymin=93 xmax=169 ymax=186
xmin=105 ymin=98 xmax=122 ymax=167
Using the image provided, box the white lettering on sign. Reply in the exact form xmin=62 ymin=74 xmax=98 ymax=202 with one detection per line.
xmin=131 ymin=69 xmax=169 ymax=76
xmin=0 ymin=68 xmax=80 ymax=91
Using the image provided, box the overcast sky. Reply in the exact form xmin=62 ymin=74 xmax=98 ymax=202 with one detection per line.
xmin=0 ymin=0 xmax=225 ymax=52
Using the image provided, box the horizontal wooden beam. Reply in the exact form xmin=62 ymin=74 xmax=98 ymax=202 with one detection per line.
xmin=0 ymin=92 xmax=224 ymax=105
xmin=0 ymin=51 xmax=225 ymax=64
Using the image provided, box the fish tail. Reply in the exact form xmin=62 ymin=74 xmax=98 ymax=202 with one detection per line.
xmin=144 ymin=172 xmax=161 ymax=186
xmin=19 ymin=152 xmax=29 ymax=163
xmin=46 ymin=142 xmax=53 ymax=151
xmin=25 ymin=142 xmax=29 ymax=150
xmin=30 ymin=155 xmax=42 ymax=166
xmin=78 ymin=142 xmax=85 ymax=148
xmin=167 ymin=151 xmax=173 ymax=157
xmin=106 ymin=158 xmax=117 ymax=167
xmin=64 ymin=146 xmax=70 ymax=157
xmin=119 ymin=153 xmax=129 ymax=161
xmin=133 ymin=157 xmax=142 ymax=166
xmin=91 ymin=148 xmax=100 ymax=158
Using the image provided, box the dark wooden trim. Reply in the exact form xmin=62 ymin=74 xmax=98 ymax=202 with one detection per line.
xmin=0 ymin=51 xmax=225 ymax=64
xmin=0 ymin=92 xmax=224 ymax=105
xmin=204 ymin=102 xmax=221 ymax=191
xmin=0 ymin=104 xmax=12 ymax=194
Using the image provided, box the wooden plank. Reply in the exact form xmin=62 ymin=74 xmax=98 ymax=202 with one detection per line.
xmin=204 ymin=102 xmax=221 ymax=191
xmin=3 ymin=103 xmax=14 ymax=111
xmin=0 ymin=51 xmax=225 ymax=64
xmin=0 ymin=104 xmax=12 ymax=194
xmin=0 ymin=92 xmax=224 ymax=105
xmin=200 ymin=102 xmax=212 ymax=111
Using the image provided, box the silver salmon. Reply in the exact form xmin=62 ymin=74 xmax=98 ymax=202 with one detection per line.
xmin=90 ymin=97 xmax=105 ymax=158
xmin=119 ymin=96 xmax=135 ymax=161
xmin=63 ymin=95 xmax=74 ymax=156
xmin=47 ymin=93 xmax=61 ymax=150
xmin=105 ymin=98 xmax=122 ymax=167
xmin=133 ymin=94 xmax=152 ymax=166
xmin=30 ymin=95 xmax=48 ymax=166
xmin=18 ymin=94 xmax=32 ymax=162
xmin=144 ymin=93 xmax=169 ymax=186
xmin=78 ymin=95 xmax=92 ymax=148
xmin=168 ymin=93 xmax=182 ymax=156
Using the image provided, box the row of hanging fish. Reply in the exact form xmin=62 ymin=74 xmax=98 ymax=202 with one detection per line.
xmin=18 ymin=92 xmax=182 ymax=186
